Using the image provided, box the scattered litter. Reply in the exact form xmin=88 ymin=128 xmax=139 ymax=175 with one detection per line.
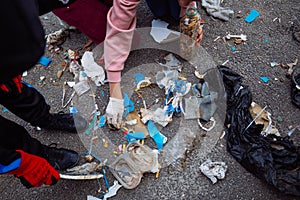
xmin=81 ymin=51 xmax=105 ymax=86
xmin=277 ymin=116 xmax=283 ymax=123
xmin=38 ymin=56 xmax=51 ymax=67
xmin=225 ymin=34 xmax=247 ymax=41
xmin=125 ymin=132 xmax=145 ymax=143
xmin=57 ymin=69 xmax=63 ymax=79
xmin=99 ymin=115 xmax=106 ymax=128
xmin=201 ymin=0 xmax=234 ymax=21
xmin=36 ymin=126 xmax=41 ymax=131
xmin=200 ymin=159 xmax=227 ymax=184
xmin=46 ymin=29 xmax=69 ymax=45
xmin=109 ymin=142 xmax=158 ymax=189
xmin=147 ymin=120 xmax=167 ymax=151
xmin=286 ymin=58 xmax=298 ymax=78
xmin=245 ymin=9 xmax=260 ymax=23
xmin=102 ymin=181 xmax=122 ymax=200
xmin=73 ymin=81 xmax=91 ymax=96
xmin=260 ymin=76 xmax=269 ymax=83
xmin=69 ymin=106 xmax=78 ymax=114
xmin=68 ymin=49 xmax=76 ymax=60
xmin=66 ymin=81 xmax=76 ymax=88
xmin=150 ymin=19 xmax=179 ymax=43
xmin=270 ymin=61 xmax=279 ymax=67
xmin=249 ymin=102 xmax=280 ymax=137
xmin=22 ymin=71 xmax=28 ymax=77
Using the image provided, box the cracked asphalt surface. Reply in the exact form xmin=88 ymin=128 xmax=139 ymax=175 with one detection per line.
xmin=0 ymin=0 xmax=299 ymax=199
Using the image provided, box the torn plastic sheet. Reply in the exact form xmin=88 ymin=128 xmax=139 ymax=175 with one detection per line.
xmin=157 ymin=53 xmax=183 ymax=71
xmin=147 ymin=120 xmax=167 ymax=151
xmin=199 ymin=159 xmax=227 ymax=184
xmin=109 ymin=142 xmax=158 ymax=189
xmin=219 ymin=65 xmax=300 ymax=196
xmin=81 ymin=51 xmax=105 ymax=86
xmin=73 ymin=81 xmax=90 ymax=96
xmin=201 ymin=0 xmax=234 ymax=21
xmin=159 ymin=127 xmax=196 ymax=170
xmin=102 ymin=181 xmax=122 ymax=200
xmin=150 ymin=19 xmax=180 ymax=43
xmin=156 ymin=70 xmax=178 ymax=93
xmin=125 ymin=131 xmax=145 ymax=143
xmin=291 ymin=66 xmax=300 ymax=108
xmin=123 ymin=93 xmax=135 ymax=118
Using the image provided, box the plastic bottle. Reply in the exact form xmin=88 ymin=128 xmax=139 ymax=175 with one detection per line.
xmin=179 ymin=6 xmax=201 ymax=60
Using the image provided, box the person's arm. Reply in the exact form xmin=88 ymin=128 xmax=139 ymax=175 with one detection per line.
xmin=104 ymin=0 xmax=140 ymax=128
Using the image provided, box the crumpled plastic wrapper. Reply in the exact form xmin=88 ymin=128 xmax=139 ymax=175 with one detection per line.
xmin=201 ymin=0 xmax=234 ymax=21
xmin=199 ymin=159 xmax=227 ymax=184
xmin=81 ymin=51 xmax=105 ymax=86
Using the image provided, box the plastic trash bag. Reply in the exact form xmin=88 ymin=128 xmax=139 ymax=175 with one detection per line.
xmin=219 ymin=66 xmax=300 ymax=196
xmin=291 ymin=66 xmax=300 ymax=108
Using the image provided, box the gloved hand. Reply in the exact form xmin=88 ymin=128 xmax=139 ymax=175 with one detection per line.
xmin=8 ymin=150 xmax=60 ymax=188
xmin=105 ymin=97 xmax=124 ymax=129
xmin=0 ymin=74 xmax=23 ymax=93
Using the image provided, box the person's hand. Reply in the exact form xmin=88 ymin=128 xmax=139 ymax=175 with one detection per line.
xmin=8 ymin=150 xmax=60 ymax=188
xmin=106 ymin=97 xmax=124 ymax=129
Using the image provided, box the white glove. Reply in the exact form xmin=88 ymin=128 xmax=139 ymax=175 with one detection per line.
xmin=105 ymin=97 xmax=124 ymax=129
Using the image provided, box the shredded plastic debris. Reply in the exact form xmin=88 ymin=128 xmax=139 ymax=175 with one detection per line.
xmin=109 ymin=142 xmax=158 ymax=189
xmin=38 ymin=55 xmax=51 ymax=66
xmin=245 ymin=9 xmax=260 ymax=23
xmin=200 ymin=159 xmax=227 ymax=184
xmin=81 ymin=51 xmax=105 ymax=86
xmin=46 ymin=28 xmax=69 ymax=45
xmin=150 ymin=19 xmax=179 ymax=43
xmin=201 ymin=0 xmax=234 ymax=21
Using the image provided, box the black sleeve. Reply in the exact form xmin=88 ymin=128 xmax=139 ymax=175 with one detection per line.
xmin=0 ymin=0 xmax=45 ymax=83
xmin=0 ymin=147 xmax=21 ymax=173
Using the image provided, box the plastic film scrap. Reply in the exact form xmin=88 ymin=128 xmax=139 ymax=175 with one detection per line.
xmin=219 ymin=65 xmax=300 ymax=196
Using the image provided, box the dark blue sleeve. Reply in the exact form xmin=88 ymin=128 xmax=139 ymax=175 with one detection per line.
xmin=0 ymin=148 xmax=21 ymax=174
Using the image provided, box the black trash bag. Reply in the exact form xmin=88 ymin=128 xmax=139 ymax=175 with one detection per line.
xmin=218 ymin=65 xmax=300 ymax=196
xmin=291 ymin=67 xmax=300 ymax=108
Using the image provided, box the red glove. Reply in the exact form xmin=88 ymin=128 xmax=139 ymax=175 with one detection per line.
xmin=0 ymin=74 xmax=23 ymax=93
xmin=8 ymin=150 xmax=60 ymax=188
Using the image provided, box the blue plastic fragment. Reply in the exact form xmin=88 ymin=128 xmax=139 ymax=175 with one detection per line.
xmin=165 ymin=104 xmax=175 ymax=114
xmin=98 ymin=115 xmax=106 ymax=128
xmin=264 ymin=39 xmax=269 ymax=43
xmin=69 ymin=106 xmax=78 ymax=114
xmin=245 ymin=10 xmax=260 ymax=23
xmin=134 ymin=73 xmax=145 ymax=84
xmin=101 ymin=90 xmax=105 ymax=97
xmin=260 ymin=76 xmax=269 ymax=83
xmin=125 ymin=132 xmax=145 ymax=143
xmin=81 ymin=71 xmax=87 ymax=77
xmin=2 ymin=108 xmax=8 ymax=113
xmin=231 ymin=46 xmax=236 ymax=51
xmin=38 ymin=56 xmax=52 ymax=67
xmin=147 ymin=121 xmax=167 ymax=151
xmin=123 ymin=93 xmax=135 ymax=118
xmin=173 ymin=80 xmax=187 ymax=94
